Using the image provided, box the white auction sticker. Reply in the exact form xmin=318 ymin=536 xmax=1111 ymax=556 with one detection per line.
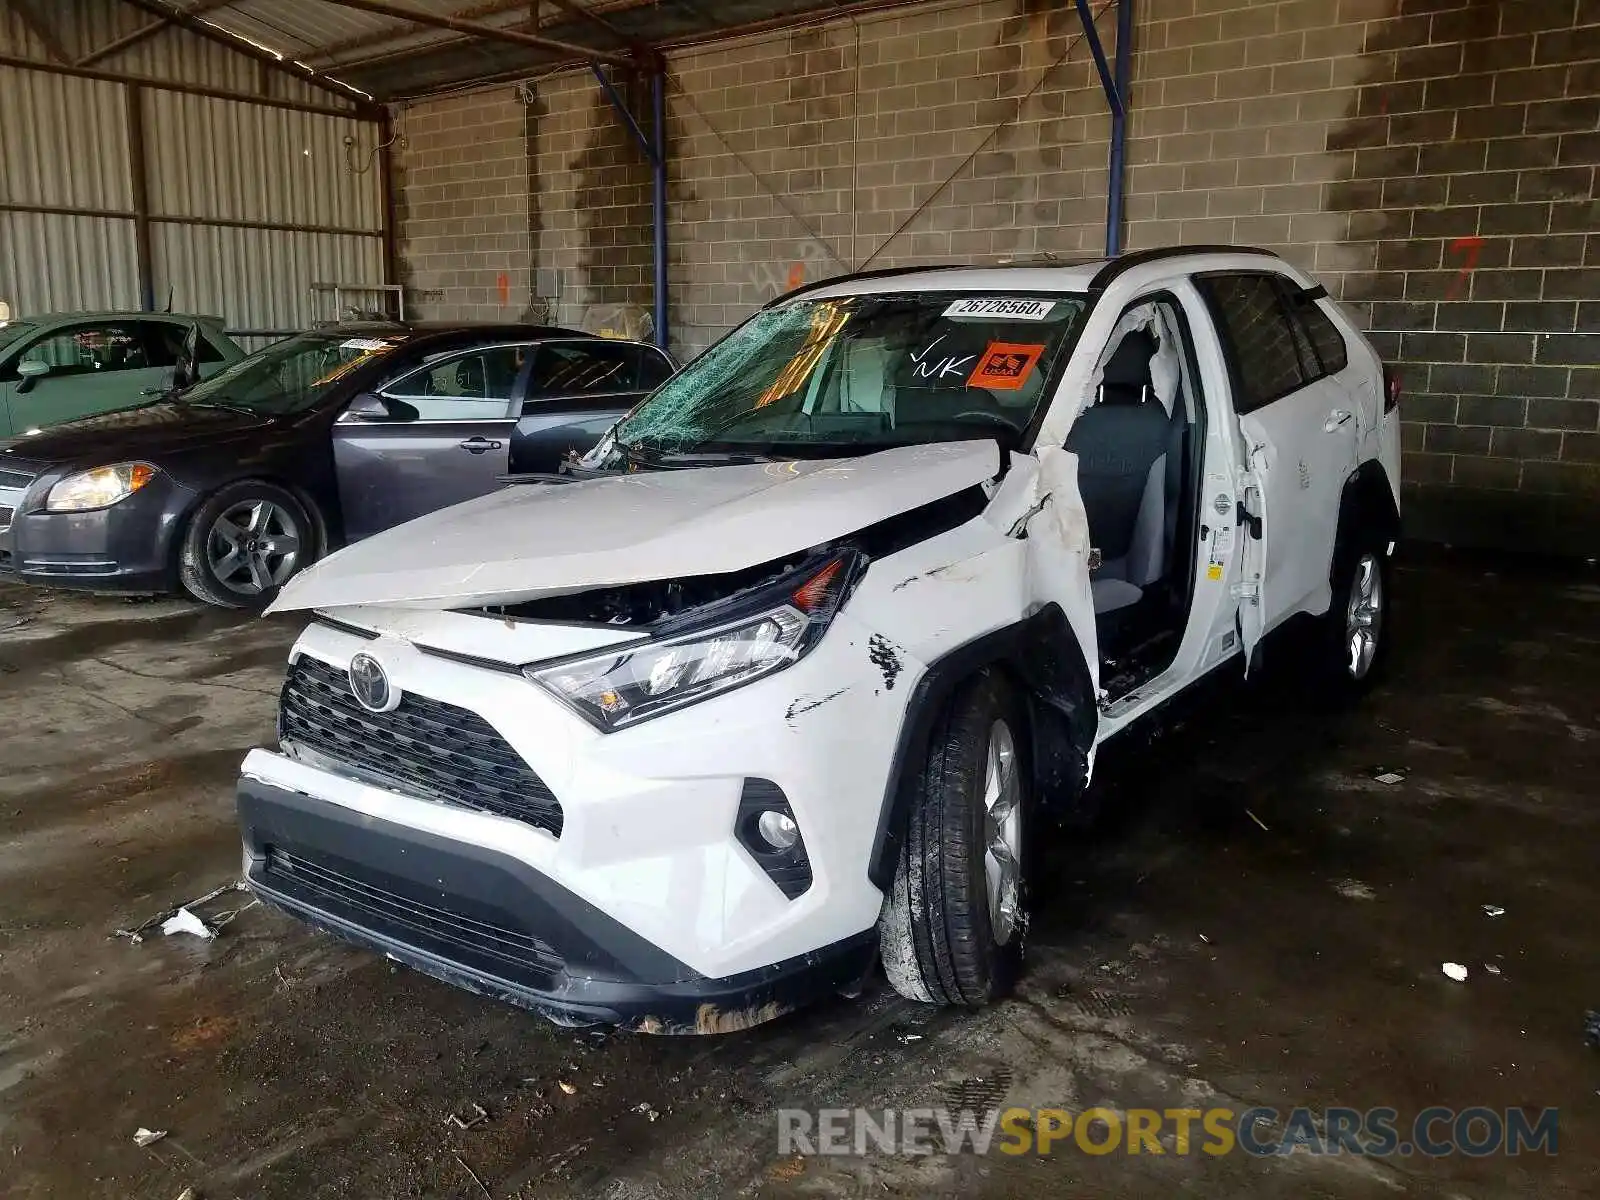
xmin=340 ymin=337 xmax=393 ymax=351
xmin=943 ymin=297 xmax=1056 ymax=320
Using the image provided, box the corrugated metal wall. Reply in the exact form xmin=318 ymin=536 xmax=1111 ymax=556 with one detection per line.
xmin=144 ymin=92 xmax=381 ymax=231
xmin=0 ymin=3 xmax=384 ymax=340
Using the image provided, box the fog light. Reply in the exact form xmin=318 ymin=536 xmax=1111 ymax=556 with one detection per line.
xmin=755 ymin=809 xmax=799 ymax=852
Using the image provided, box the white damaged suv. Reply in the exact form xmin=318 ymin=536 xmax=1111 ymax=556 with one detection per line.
xmin=238 ymin=247 xmax=1401 ymax=1032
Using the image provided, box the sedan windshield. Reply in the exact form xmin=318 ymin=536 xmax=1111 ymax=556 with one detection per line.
xmin=177 ymin=331 xmax=404 ymax=415
xmin=613 ymin=292 xmax=1087 ymax=457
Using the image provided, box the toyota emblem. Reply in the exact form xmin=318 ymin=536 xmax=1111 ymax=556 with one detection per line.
xmin=348 ymin=652 xmax=399 ymax=713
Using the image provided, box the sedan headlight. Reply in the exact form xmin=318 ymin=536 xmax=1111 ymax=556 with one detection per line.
xmin=46 ymin=463 xmax=157 ymax=513
xmin=527 ymin=553 xmax=859 ymax=731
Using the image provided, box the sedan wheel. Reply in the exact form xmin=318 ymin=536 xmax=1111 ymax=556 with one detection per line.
xmin=179 ymin=481 xmax=317 ymax=610
xmin=205 ymin=499 xmax=302 ymax=597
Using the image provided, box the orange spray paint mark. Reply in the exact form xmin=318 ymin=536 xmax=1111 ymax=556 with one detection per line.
xmin=497 ymin=272 xmax=510 ymax=306
xmin=786 ymin=262 xmax=805 ymax=291
xmin=1446 ymin=236 xmax=1484 ymax=301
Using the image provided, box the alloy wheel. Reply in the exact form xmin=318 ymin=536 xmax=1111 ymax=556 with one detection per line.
xmin=1345 ymin=552 xmax=1384 ymax=680
xmin=206 ymin=499 xmax=301 ymax=596
xmin=983 ymin=719 xmax=1023 ymax=946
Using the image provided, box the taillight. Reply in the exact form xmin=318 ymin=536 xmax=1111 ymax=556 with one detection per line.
xmin=1382 ymin=364 xmax=1401 ymax=413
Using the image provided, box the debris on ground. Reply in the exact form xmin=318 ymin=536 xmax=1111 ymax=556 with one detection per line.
xmin=1442 ymin=962 xmax=1469 ymax=982
xmin=1484 ymin=963 xmax=1502 ymax=976
xmin=451 ymin=1151 xmax=492 ymax=1199
xmin=1482 ymin=904 xmax=1506 ymax=918
xmin=1197 ymin=933 xmax=1211 ymax=944
xmin=557 ymin=1079 xmax=578 ymax=1096
xmin=1373 ymin=768 xmax=1407 ymax=785
xmin=0 ymin=615 xmax=35 ymax=634
xmin=633 ymin=1101 xmax=660 ymax=1121
xmin=445 ymin=1103 xmax=490 ymax=1130
xmin=174 ymin=1189 xmax=198 ymax=1200
xmin=133 ymin=1127 xmax=168 ymax=1147
xmin=161 ymin=908 xmax=216 ymax=941
xmin=1335 ymin=879 xmax=1376 ymax=901
xmin=1244 ymin=808 xmax=1270 ymax=831
xmin=113 ymin=881 xmax=253 ymax=945
xmin=1585 ymin=1011 xmax=1600 ymax=1049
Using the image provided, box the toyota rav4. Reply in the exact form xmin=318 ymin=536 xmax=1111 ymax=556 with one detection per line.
xmin=236 ymin=246 xmax=1402 ymax=1033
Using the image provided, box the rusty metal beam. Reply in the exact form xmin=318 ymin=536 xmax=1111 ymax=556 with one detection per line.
xmin=542 ymin=0 xmax=654 ymax=60
xmin=308 ymin=0 xmax=534 ymax=64
xmin=5 ymin=0 xmax=72 ymax=64
xmin=312 ymin=0 xmax=634 ymax=66
xmin=78 ymin=0 xmax=234 ymax=68
xmin=0 ymin=50 xmax=374 ymax=119
xmin=115 ymin=0 xmax=379 ymax=110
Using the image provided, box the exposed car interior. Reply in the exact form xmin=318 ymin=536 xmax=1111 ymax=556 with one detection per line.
xmin=1066 ymin=300 xmax=1206 ymax=699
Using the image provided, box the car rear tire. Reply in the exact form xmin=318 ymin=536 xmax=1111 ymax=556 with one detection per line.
xmin=1316 ymin=540 xmax=1391 ymax=697
xmin=178 ymin=481 xmax=315 ymax=610
xmin=879 ymin=669 xmax=1029 ymax=1007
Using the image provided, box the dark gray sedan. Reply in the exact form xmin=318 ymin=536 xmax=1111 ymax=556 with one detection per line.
xmin=0 ymin=322 xmax=675 ymax=607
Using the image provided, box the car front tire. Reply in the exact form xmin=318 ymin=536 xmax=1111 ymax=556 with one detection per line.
xmin=178 ymin=480 xmax=315 ymax=610
xmin=879 ymin=669 xmax=1029 ymax=1007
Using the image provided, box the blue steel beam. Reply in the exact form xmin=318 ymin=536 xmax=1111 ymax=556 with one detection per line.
xmin=1107 ymin=0 xmax=1133 ymax=256
xmin=590 ymin=65 xmax=670 ymax=350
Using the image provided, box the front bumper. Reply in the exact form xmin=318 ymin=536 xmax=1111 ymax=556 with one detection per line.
xmin=0 ymin=473 xmax=193 ymax=592
xmin=253 ymin=608 xmax=921 ymax=980
xmin=239 ymin=775 xmax=877 ymax=1031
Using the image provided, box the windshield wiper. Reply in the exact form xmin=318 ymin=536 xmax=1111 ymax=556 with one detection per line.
xmin=182 ymin=399 xmax=260 ymax=414
xmin=626 ymin=445 xmax=781 ymax=468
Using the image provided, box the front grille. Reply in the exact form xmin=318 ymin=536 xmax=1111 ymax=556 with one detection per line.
xmin=262 ymin=844 xmax=564 ymax=982
xmin=0 ymin=468 xmax=35 ymax=490
xmin=280 ymin=654 xmax=564 ymax=837
xmin=0 ymin=505 xmax=12 ymax=528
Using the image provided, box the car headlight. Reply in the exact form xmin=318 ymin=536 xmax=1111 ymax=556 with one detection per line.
xmin=46 ymin=463 xmax=157 ymax=512
xmin=526 ymin=552 xmax=860 ymax=731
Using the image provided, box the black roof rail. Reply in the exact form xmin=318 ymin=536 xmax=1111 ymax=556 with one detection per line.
xmin=761 ymin=263 xmax=976 ymax=309
xmin=1087 ymin=244 xmax=1279 ymax=293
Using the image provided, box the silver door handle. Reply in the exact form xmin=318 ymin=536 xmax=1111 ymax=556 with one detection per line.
xmin=459 ymin=437 xmax=503 ymax=453
xmin=1324 ymin=409 xmax=1353 ymax=432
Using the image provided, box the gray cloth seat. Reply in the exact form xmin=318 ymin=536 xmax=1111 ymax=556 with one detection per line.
xmin=1065 ymin=330 xmax=1172 ymax=616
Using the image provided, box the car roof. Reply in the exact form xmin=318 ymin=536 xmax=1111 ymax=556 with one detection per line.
xmin=9 ymin=311 xmax=224 ymax=324
xmin=306 ymin=321 xmax=651 ymax=345
xmin=773 ymin=246 xmax=1295 ymax=306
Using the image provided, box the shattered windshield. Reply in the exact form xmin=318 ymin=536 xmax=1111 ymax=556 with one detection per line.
xmin=613 ymin=293 xmax=1088 ymax=458
xmin=177 ymin=331 xmax=404 ymax=414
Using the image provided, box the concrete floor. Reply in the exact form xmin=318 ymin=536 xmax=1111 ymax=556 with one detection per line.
xmin=1 ymin=549 xmax=1596 ymax=1199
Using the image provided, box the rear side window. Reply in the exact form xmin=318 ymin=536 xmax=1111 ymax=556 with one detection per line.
xmin=1199 ymin=274 xmax=1308 ymax=413
xmin=1292 ymin=293 xmax=1350 ymax=377
xmin=528 ymin=341 xmax=638 ymax=397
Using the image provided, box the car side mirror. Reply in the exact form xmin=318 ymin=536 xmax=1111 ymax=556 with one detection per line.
xmin=343 ymin=393 xmax=418 ymax=423
xmin=15 ymin=358 xmax=49 ymax=394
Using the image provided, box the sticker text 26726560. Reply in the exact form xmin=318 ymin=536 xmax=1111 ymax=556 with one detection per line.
xmin=943 ymin=298 xmax=1057 ymax=321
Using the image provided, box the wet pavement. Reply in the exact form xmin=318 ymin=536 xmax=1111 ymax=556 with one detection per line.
xmin=1 ymin=549 xmax=1596 ymax=1199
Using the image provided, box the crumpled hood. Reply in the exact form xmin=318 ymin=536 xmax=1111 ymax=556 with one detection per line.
xmin=269 ymin=440 xmax=1001 ymax=613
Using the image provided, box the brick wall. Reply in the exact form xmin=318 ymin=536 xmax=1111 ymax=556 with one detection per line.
xmin=391 ymin=0 xmax=1600 ymax=552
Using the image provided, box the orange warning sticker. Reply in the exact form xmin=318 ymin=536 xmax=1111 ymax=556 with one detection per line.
xmin=968 ymin=342 xmax=1046 ymax=391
